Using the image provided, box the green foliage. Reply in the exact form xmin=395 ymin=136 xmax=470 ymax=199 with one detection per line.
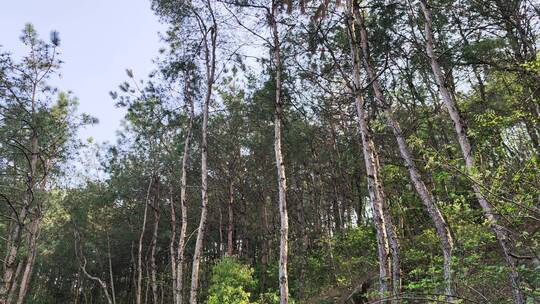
xmin=522 ymin=52 xmax=540 ymax=74
xmin=207 ymin=257 xmax=256 ymax=304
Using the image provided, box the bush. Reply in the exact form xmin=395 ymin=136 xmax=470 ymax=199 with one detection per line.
xmin=207 ymin=257 xmax=256 ymax=304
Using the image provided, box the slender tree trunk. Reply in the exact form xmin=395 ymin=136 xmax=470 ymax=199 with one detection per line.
xmin=189 ymin=17 xmax=217 ymax=304
xmin=1 ymin=216 xmax=24 ymax=303
xmin=15 ymin=217 xmax=40 ymax=304
xmin=144 ymin=263 xmax=150 ymax=304
xmin=176 ymin=79 xmax=194 ymax=304
xmin=419 ymin=1 xmax=524 ymax=303
xmin=227 ymin=179 xmax=234 ymax=256
xmin=219 ymin=208 xmax=224 ymax=256
xmin=297 ymin=178 xmax=310 ymax=298
xmin=75 ymin=233 xmax=113 ymax=304
xmin=150 ymin=186 xmax=161 ymax=304
xmin=74 ymin=268 xmax=82 ymax=304
xmin=356 ymin=8 xmax=454 ymax=297
xmin=260 ymin=194 xmax=271 ymax=293
xmin=106 ymin=235 xmax=117 ymax=304
xmin=189 ymin=86 xmax=209 ymax=303
xmin=373 ymin=151 xmax=401 ymax=302
xmin=6 ymin=261 xmax=23 ymax=304
xmin=128 ymin=241 xmax=135 ymax=304
xmin=137 ymin=178 xmax=154 ymax=304
xmin=169 ymin=188 xmax=177 ymax=304
xmin=345 ymin=0 xmax=392 ymax=298
xmin=12 ymin=162 xmax=51 ymax=304
xmin=351 ymin=7 xmax=403 ymax=297
xmin=270 ymin=3 xmax=289 ymax=303
xmin=329 ymin=119 xmax=345 ymax=232
xmin=0 ymin=136 xmax=38 ymax=303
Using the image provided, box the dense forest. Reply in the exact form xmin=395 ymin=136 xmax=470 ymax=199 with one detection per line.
xmin=1 ymin=0 xmax=540 ymax=303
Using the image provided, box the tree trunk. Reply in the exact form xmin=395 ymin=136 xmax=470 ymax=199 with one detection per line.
xmin=15 ymin=218 xmax=40 ymax=304
xmin=356 ymin=8 xmax=453 ymax=297
xmin=373 ymin=151 xmax=401 ymax=302
xmin=6 ymin=261 xmax=23 ymax=304
xmin=419 ymin=1 xmax=524 ymax=303
xmin=76 ymin=233 xmax=113 ymax=304
xmin=150 ymin=185 xmax=161 ymax=304
xmin=137 ymin=178 xmax=154 ymax=304
xmin=189 ymin=87 xmax=209 ymax=303
xmin=270 ymin=3 xmax=289 ymax=303
xmin=0 ymin=134 xmax=38 ymax=303
xmin=345 ymin=0 xmax=392 ymax=298
xmin=189 ymin=17 xmax=217 ymax=304
xmin=260 ymin=194 xmax=271 ymax=293
xmin=107 ymin=234 xmax=117 ymax=304
xmin=169 ymin=187 xmax=177 ymax=304
xmin=227 ymin=179 xmax=234 ymax=256
xmin=176 ymin=77 xmax=195 ymax=304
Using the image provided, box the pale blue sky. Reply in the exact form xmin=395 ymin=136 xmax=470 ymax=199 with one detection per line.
xmin=0 ymin=0 xmax=166 ymax=143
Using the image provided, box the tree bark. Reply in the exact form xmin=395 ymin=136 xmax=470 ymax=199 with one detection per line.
xmin=356 ymin=8 xmax=454 ymax=297
xmin=227 ymin=179 xmax=234 ymax=256
xmin=260 ymin=194 xmax=271 ymax=293
xmin=270 ymin=2 xmax=289 ymax=303
xmin=1 ymin=92 xmax=36 ymax=303
xmin=175 ymin=77 xmax=195 ymax=304
xmin=373 ymin=150 xmax=401 ymax=302
xmin=137 ymin=178 xmax=153 ymax=304
xmin=345 ymin=0 xmax=392 ymax=298
xmin=106 ymin=234 xmax=117 ymax=304
xmin=189 ymin=11 xmax=217 ymax=303
xmin=15 ymin=218 xmax=40 ymax=304
xmin=169 ymin=187 xmax=177 ymax=304
xmin=0 ymin=134 xmax=38 ymax=303
xmin=6 ymin=261 xmax=23 ymax=304
xmin=419 ymin=1 xmax=524 ymax=303
xmin=150 ymin=185 xmax=160 ymax=304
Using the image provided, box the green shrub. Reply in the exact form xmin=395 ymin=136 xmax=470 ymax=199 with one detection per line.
xmin=207 ymin=257 xmax=256 ymax=304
